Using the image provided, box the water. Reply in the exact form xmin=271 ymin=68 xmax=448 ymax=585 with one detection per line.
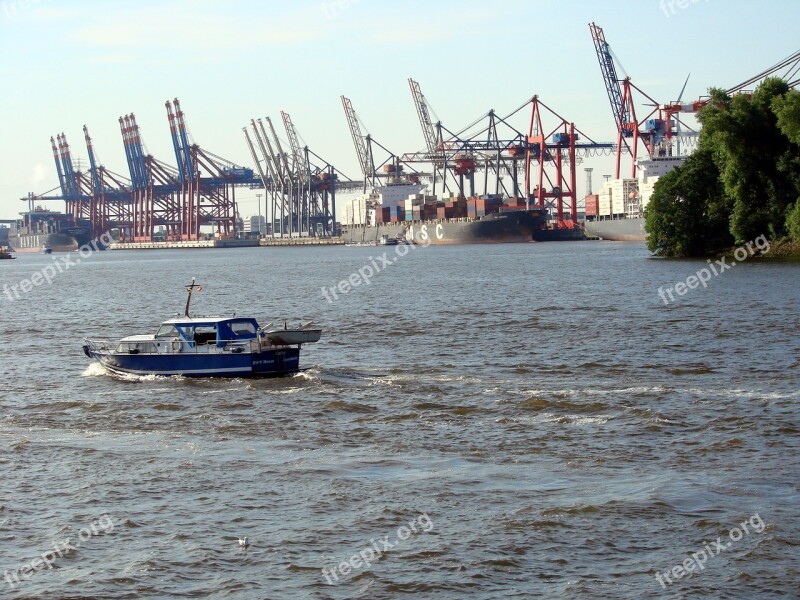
xmin=1 ymin=242 xmax=798 ymax=599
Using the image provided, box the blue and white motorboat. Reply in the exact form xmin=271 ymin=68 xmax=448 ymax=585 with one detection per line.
xmin=82 ymin=279 xmax=322 ymax=378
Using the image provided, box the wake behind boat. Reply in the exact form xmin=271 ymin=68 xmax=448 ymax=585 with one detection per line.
xmin=82 ymin=279 xmax=322 ymax=378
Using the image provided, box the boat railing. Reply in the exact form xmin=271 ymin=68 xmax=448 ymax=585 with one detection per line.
xmin=84 ymin=338 xmax=119 ymax=353
xmin=84 ymin=336 xmax=294 ymax=355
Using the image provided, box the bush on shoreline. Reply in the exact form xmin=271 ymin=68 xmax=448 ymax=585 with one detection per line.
xmin=646 ymin=80 xmax=800 ymax=257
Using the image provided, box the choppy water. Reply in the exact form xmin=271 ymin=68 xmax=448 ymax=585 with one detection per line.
xmin=1 ymin=242 xmax=798 ymax=599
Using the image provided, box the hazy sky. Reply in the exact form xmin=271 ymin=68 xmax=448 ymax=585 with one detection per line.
xmin=1 ymin=0 xmax=798 ymax=220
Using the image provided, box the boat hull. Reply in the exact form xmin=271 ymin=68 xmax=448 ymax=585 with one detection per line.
xmin=9 ymin=232 xmax=79 ymax=253
xmin=342 ymin=210 xmax=585 ymax=245
xmin=86 ymin=347 xmax=301 ymax=378
xmin=9 ymin=227 xmax=96 ymax=253
xmin=584 ymin=218 xmax=647 ymax=241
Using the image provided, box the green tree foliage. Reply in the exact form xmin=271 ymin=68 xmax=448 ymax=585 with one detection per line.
xmin=787 ymin=202 xmax=800 ymax=242
xmin=645 ymin=148 xmax=732 ymax=256
xmin=773 ymin=89 xmax=800 ymax=144
xmin=646 ymin=78 xmax=800 ymax=254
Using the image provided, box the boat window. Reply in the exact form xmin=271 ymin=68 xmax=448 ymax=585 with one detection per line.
xmin=156 ymin=325 xmax=179 ymax=338
xmin=193 ymin=326 xmax=217 ymax=345
xmin=116 ymin=342 xmax=157 ymax=353
xmin=230 ymin=321 xmax=256 ymax=335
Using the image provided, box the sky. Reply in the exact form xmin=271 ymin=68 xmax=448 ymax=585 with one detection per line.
xmin=1 ymin=0 xmax=799 ymax=221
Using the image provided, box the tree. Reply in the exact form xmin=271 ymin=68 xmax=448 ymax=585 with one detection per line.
xmin=699 ymin=79 xmax=796 ymax=242
xmin=648 ymin=79 xmax=800 ymax=256
xmin=645 ymin=147 xmax=733 ymax=256
xmin=787 ymin=202 xmax=800 ymax=242
xmin=773 ymin=89 xmax=800 ymax=145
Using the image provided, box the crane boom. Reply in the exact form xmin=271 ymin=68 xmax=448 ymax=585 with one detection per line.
xmin=83 ymin=125 xmax=102 ymax=196
xmin=173 ymin=98 xmax=195 ymax=181
xmin=126 ymin=115 xmax=148 ymax=189
xmin=408 ymin=78 xmax=439 ymax=153
xmin=266 ymin=117 xmax=291 ymax=177
xmin=243 ymin=127 xmax=270 ymax=192
xmin=57 ymin=133 xmax=80 ymax=198
xmin=249 ymin=120 xmax=278 ymax=182
xmin=50 ymin=136 xmax=67 ymax=196
xmin=589 ymin=22 xmax=630 ymax=134
xmin=165 ymin=100 xmax=187 ymax=182
xmin=340 ymin=95 xmax=371 ymax=177
xmin=281 ymin=111 xmax=308 ymax=183
xmin=254 ymin=119 xmax=281 ymax=181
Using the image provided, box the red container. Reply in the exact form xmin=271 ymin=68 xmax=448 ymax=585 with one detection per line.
xmin=584 ymin=195 xmax=599 ymax=216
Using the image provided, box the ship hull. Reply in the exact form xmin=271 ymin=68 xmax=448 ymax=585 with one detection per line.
xmin=8 ymin=226 xmax=96 ymax=253
xmin=8 ymin=233 xmax=79 ymax=253
xmin=342 ymin=211 xmax=585 ymax=245
xmin=86 ymin=346 xmax=301 ymax=378
xmin=584 ymin=218 xmax=647 ymax=241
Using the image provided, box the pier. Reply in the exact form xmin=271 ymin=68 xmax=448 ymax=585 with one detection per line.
xmin=108 ymin=239 xmax=260 ymax=250
xmin=260 ymin=238 xmax=345 ymax=247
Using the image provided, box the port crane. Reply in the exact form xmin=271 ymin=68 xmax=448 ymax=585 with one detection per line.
xmin=589 ymin=22 xmax=698 ymax=179
xmin=400 ymin=91 xmax=613 ymax=225
xmin=590 ymin=22 xmax=800 ymax=179
xmin=83 ymin=124 xmax=131 ymax=236
xmin=407 ymin=78 xmax=451 ymax=190
xmin=340 ymin=95 xmax=424 ymax=194
xmin=660 ymin=48 xmax=800 ymax=128
xmin=244 ymin=111 xmax=361 ymax=238
xmin=31 ymin=98 xmax=261 ymax=243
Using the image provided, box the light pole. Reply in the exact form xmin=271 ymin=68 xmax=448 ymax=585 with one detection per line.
xmin=256 ymin=193 xmax=263 ymax=238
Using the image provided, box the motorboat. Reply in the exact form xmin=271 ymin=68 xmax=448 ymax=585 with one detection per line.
xmin=82 ymin=279 xmax=322 ymax=378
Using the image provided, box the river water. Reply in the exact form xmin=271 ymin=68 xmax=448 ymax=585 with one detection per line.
xmin=1 ymin=241 xmax=798 ymax=599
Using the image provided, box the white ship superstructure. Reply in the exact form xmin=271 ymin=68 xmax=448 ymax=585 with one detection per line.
xmin=344 ymin=181 xmax=426 ymax=226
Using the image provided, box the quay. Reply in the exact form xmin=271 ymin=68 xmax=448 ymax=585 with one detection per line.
xmin=260 ymin=237 xmax=345 ymax=247
xmin=108 ymin=239 xmax=260 ymax=250
xmin=106 ymin=238 xmax=347 ymax=250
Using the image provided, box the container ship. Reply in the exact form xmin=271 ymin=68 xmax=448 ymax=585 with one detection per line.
xmin=8 ymin=208 xmax=94 ymax=253
xmin=582 ymin=156 xmax=685 ymax=242
xmin=341 ymin=182 xmax=585 ymax=245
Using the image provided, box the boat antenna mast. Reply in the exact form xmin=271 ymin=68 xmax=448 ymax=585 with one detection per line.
xmin=184 ymin=278 xmax=202 ymax=317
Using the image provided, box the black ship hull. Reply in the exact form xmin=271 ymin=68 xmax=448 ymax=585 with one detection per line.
xmin=343 ymin=211 xmax=585 ymax=245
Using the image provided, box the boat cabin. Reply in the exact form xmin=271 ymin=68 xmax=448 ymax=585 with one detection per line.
xmin=156 ymin=317 xmax=259 ymax=347
xmin=116 ymin=317 xmax=262 ymax=354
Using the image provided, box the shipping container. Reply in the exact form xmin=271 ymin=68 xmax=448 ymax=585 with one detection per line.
xmin=584 ymin=194 xmax=599 ymax=217
xmin=599 ymin=194 xmax=612 ymax=217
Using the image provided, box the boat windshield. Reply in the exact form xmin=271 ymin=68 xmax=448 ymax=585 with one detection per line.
xmin=156 ymin=324 xmax=179 ymax=338
xmin=230 ymin=321 xmax=256 ymax=335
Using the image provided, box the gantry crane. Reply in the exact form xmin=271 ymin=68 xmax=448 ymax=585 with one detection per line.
xmin=341 ymin=95 xmax=422 ymax=192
